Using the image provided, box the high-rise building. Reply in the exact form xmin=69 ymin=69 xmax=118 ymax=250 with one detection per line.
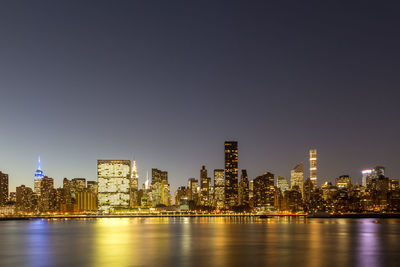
xmin=34 ymin=156 xmax=44 ymax=196
xmin=253 ymin=172 xmax=275 ymax=209
xmin=40 ymin=176 xmax=54 ymax=212
xmin=277 ymin=176 xmax=289 ymax=194
xmin=309 ymin=149 xmax=317 ymax=186
xmin=0 ymin=171 xmax=9 ymax=206
xmin=188 ymin=178 xmax=199 ymax=203
xmin=213 ymin=169 xmax=224 ymax=209
xmin=291 ymin=163 xmax=304 ymax=193
xmin=97 ymin=160 xmax=131 ymax=213
xmin=131 ymin=161 xmax=139 ymax=190
xmin=238 ymin=170 xmax=249 ymax=206
xmin=200 ymin=165 xmax=210 ymax=206
xmin=225 ymin=141 xmax=238 ymax=208
xmin=16 ymin=185 xmax=34 ymax=212
xmin=151 ymin=168 xmax=169 ymax=207
xmin=336 ymin=175 xmax=352 ymax=189
xmin=372 ymin=166 xmax=385 ymax=179
xmin=77 ymin=190 xmax=97 ymax=211
xmin=362 ymin=169 xmax=372 ymax=187
xmin=87 ymin=181 xmax=98 ymax=194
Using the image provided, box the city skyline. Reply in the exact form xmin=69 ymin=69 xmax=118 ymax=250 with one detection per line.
xmin=1 ymin=144 xmax=398 ymax=194
xmin=1 ymin=1 xmax=399 ymax=194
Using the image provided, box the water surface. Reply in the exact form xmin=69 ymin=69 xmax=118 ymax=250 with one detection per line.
xmin=1 ymin=217 xmax=399 ymax=267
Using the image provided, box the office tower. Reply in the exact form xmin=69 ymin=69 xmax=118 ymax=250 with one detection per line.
xmin=40 ymin=176 xmax=54 ymax=212
xmin=97 ymin=160 xmax=131 ymax=213
xmin=238 ymin=170 xmax=249 ymax=206
xmin=213 ymin=170 xmax=225 ymax=209
xmin=16 ymin=185 xmax=34 ymax=212
xmin=200 ymin=165 xmax=210 ymax=206
xmin=0 ymin=171 xmax=9 ymax=206
xmin=131 ymin=161 xmax=139 ymax=190
xmin=34 ymin=156 xmax=44 ymax=196
xmin=188 ymin=178 xmax=199 ymax=203
xmin=225 ymin=141 xmax=238 ymax=208
xmin=336 ymin=175 xmax=352 ymax=189
xmin=303 ymin=178 xmax=314 ymax=203
xmin=291 ymin=163 xmax=304 ymax=193
xmin=151 ymin=168 xmax=169 ymax=206
xmin=309 ymin=149 xmax=317 ymax=186
xmin=71 ymin=178 xmax=86 ymax=192
xmin=361 ymin=169 xmax=372 ymax=187
xmin=253 ymin=172 xmax=275 ymax=208
xmin=277 ymin=176 xmax=289 ymax=194
xmin=249 ymin=180 xmax=254 ymax=199
xmin=372 ymin=166 xmax=385 ymax=179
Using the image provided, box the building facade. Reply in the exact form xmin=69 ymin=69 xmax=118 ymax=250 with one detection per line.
xmin=309 ymin=149 xmax=317 ymax=186
xmin=225 ymin=141 xmax=238 ymax=208
xmin=97 ymin=160 xmax=131 ymax=213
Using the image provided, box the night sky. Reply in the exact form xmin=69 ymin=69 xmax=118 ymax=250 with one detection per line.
xmin=1 ymin=1 xmax=399 ymax=191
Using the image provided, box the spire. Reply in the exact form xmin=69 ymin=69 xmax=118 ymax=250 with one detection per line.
xmin=37 ymin=156 xmax=41 ymax=171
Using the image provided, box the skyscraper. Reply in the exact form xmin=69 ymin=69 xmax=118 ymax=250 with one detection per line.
xmin=372 ymin=166 xmax=385 ymax=179
xmin=361 ymin=169 xmax=372 ymax=187
xmin=200 ymin=165 xmax=210 ymax=206
xmin=238 ymin=170 xmax=249 ymax=206
xmin=188 ymin=178 xmax=199 ymax=203
xmin=0 ymin=171 xmax=9 ymax=206
xmin=97 ymin=160 xmax=131 ymax=213
xmin=214 ymin=170 xmax=225 ymax=209
xmin=34 ymin=156 xmax=44 ymax=196
xmin=131 ymin=161 xmax=139 ymax=190
xmin=225 ymin=141 xmax=238 ymax=208
xmin=151 ymin=168 xmax=169 ymax=206
xmin=291 ymin=163 xmax=304 ymax=193
xmin=309 ymin=149 xmax=317 ymax=186
xmin=277 ymin=176 xmax=289 ymax=194
xmin=253 ymin=172 xmax=275 ymax=209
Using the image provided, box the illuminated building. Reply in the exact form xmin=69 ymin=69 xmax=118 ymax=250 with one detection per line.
xmin=187 ymin=178 xmax=199 ymax=203
xmin=97 ymin=160 xmax=131 ymax=213
xmin=361 ymin=169 xmax=372 ymax=187
xmin=214 ymin=170 xmax=225 ymax=209
xmin=277 ymin=176 xmax=289 ymax=194
xmin=87 ymin=181 xmax=98 ymax=194
xmin=40 ymin=176 xmax=55 ymax=212
xmin=225 ymin=141 xmax=238 ymax=208
xmin=309 ymin=149 xmax=317 ymax=186
xmin=372 ymin=166 xmax=385 ymax=179
xmin=336 ymin=175 xmax=352 ymax=189
xmin=238 ymin=170 xmax=249 ymax=206
xmin=0 ymin=171 xmax=9 ymax=206
xmin=131 ymin=160 xmax=139 ymax=190
xmin=151 ymin=168 xmax=170 ymax=207
xmin=291 ymin=163 xmax=304 ymax=194
xmin=77 ymin=190 xmax=97 ymax=211
xmin=16 ymin=185 xmax=34 ymax=212
xmin=253 ymin=172 xmax=275 ymax=209
xmin=34 ymin=156 xmax=44 ymax=196
xmin=200 ymin=165 xmax=210 ymax=206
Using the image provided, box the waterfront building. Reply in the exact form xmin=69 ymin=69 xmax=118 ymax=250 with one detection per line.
xmin=309 ymin=149 xmax=317 ymax=186
xmin=97 ymin=160 xmax=131 ymax=213
xmin=200 ymin=165 xmax=210 ymax=206
xmin=277 ymin=176 xmax=289 ymax=194
xmin=238 ymin=170 xmax=249 ymax=206
xmin=188 ymin=178 xmax=199 ymax=203
xmin=16 ymin=185 xmax=34 ymax=212
xmin=87 ymin=181 xmax=98 ymax=194
xmin=253 ymin=172 xmax=275 ymax=209
xmin=77 ymin=190 xmax=97 ymax=211
xmin=0 ymin=171 xmax=8 ymax=206
xmin=40 ymin=176 xmax=55 ymax=212
xmin=291 ymin=163 xmax=304 ymax=194
xmin=336 ymin=175 xmax=352 ymax=189
xmin=362 ymin=169 xmax=372 ymax=187
xmin=225 ymin=141 xmax=238 ymax=208
xmin=151 ymin=168 xmax=170 ymax=207
xmin=214 ymin=169 xmax=225 ymax=210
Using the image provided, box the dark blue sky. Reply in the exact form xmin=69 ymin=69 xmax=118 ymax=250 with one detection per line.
xmin=1 ymin=1 xmax=399 ymax=191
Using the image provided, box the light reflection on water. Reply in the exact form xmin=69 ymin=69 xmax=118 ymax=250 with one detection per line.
xmin=0 ymin=217 xmax=399 ymax=267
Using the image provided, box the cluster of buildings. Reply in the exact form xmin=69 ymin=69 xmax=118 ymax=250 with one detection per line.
xmin=1 ymin=142 xmax=400 ymax=215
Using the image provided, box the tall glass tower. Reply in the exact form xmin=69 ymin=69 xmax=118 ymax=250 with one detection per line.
xmin=309 ymin=149 xmax=317 ymax=186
